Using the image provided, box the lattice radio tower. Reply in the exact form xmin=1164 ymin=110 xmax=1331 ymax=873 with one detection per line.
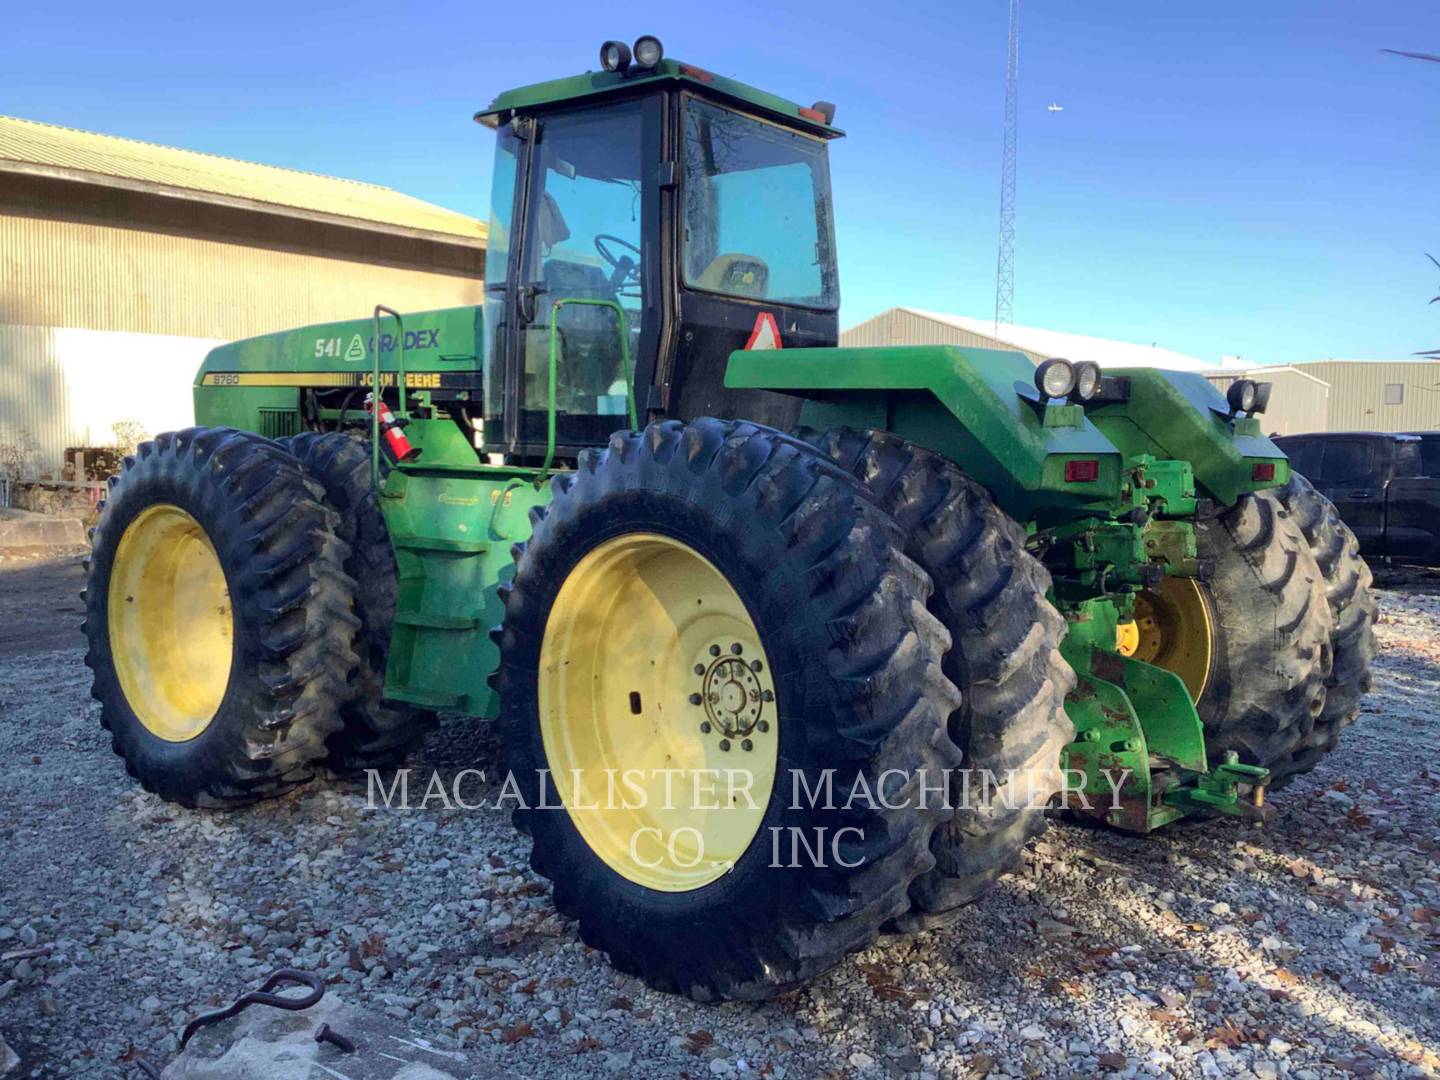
xmin=994 ymin=0 xmax=1019 ymax=329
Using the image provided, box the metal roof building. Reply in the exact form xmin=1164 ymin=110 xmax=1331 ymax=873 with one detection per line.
xmin=841 ymin=307 xmax=1218 ymax=372
xmin=843 ymin=307 xmax=1333 ymax=436
xmin=841 ymin=308 xmax=1440 ymax=436
xmin=1279 ymin=360 xmax=1440 ymax=433
xmin=0 ymin=115 xmax=487 ymax=474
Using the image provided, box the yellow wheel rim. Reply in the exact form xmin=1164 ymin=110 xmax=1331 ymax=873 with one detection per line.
xmin=108 ymin=505 xmax=234 ymax=742
xmin=538 ymin=533 xmax=777 ymax=892
xmin=1114 ymin=576 xmax=1214 ymax=702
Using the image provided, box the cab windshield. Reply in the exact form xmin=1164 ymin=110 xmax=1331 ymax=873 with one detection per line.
xmin=681 ymin=97 xmax=838 ymax=310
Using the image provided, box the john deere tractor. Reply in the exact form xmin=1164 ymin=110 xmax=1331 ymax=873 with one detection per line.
xmin=84 ymin=38 xmax=1376 ymax=1000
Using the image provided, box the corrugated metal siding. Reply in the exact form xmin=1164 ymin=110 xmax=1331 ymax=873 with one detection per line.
xmin=0 ymin=114 xmax=486 ymax=243
xmin=841 ymin=308 xmax=1045 ymax=362
xmin=0 ymin=210 xmax=485 ymax=339
xmin=1293 ymin=361 xmax=1440 ymax=433
xmin=1205 ymin=368 xmax=1330 ymax=436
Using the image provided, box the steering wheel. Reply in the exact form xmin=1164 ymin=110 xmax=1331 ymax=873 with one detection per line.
xmin=595 ymin=234 xmax=642 ymax=290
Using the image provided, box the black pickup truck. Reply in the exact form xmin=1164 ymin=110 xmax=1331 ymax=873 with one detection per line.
xmin=1272 ymin=431 xmax=1440 ymax=565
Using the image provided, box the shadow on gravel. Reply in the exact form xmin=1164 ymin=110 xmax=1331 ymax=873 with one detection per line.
xmin=0 ymin=550 xmax=87 ymax=658
xmin=1371 ymin=564 xmax=1440 ymax=595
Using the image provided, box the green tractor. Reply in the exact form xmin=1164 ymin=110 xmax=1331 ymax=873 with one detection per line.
xmin=84 ymin=38 xmax=1377 ymax=1001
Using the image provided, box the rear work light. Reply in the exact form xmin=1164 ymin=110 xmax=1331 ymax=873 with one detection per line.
xmin=1065 ymin=459 xmax=1100 ymax=483
xmin=1252 ymin=463 xmax=1276 ymax=482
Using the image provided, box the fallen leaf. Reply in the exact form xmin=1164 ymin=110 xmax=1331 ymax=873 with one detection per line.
xmin=501 ymin=1022 xmax=534 ymax=1044
xmin=1204 ymin=1020 xmax=1245 ymax=1049
xmin=683 ymin=1030 xmax=714 ymax=1055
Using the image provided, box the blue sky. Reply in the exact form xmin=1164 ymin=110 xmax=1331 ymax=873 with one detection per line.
xmin=4 ymin=0 xmax=1436 ymax=364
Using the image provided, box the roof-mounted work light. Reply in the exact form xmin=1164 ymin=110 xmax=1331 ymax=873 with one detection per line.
xmin=600 ymin=40 xmax=632 ymax=74
xmin=633 ymin=35 xmax=664 ymax=69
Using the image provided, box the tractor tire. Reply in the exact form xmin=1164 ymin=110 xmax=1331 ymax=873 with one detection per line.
xmin=796 ymin=428 xmax=1075 ymax=930
xmin=83 ymin=427 xmax=360 ymax=807
xmin=1258 ymin=473 xmax=1377 ymax=785
xmin=1191 ymin=493 xmax=1334 ymax=778
xmin=281 ymin=432 xmax=436 ymax=774
xmin=492 ymin=418 xmax=963 ymax=1000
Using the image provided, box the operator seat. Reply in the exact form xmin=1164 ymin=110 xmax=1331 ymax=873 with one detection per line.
xmin=695 ymin=254 xmax=770 ymax=299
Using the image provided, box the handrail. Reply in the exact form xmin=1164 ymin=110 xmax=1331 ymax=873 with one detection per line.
xmin=541 ymin=298 xmax=637 ymax=483
xmin=371 ymin=305 xmax=406 ymax=493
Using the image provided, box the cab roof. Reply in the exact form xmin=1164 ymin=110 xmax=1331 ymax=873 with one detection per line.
xmin=475 ymin=58 xmax=844 ymax=139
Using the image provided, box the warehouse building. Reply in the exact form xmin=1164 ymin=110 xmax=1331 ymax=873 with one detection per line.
xmin=844 ymin=307 xmax=1440 ymax=436
xmin=0 ymin=115 xmax=487 ymax=475
xmin=841 ymin=308 xmax=1217 ymax=371
xmin=1284 ymin=360 xmax=1440 ymax=433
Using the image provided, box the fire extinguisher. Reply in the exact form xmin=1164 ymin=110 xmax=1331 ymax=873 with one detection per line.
xmin=365 ymin=393 xmax=419 ymax=462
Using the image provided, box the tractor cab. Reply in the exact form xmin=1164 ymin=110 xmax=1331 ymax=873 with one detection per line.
xmin=473 ymin=39 xmax=843 ymax=460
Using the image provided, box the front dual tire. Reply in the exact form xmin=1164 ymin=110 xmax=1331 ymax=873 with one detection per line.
xmin=83 ymin=428 xmax=360 ymax=807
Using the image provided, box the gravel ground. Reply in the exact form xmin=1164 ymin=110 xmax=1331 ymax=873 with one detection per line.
xmin=0 ymin=554 xmax=1437 ymax=1079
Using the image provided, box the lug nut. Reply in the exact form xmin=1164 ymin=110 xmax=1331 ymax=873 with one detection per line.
xmin=731 ymin=642 xmax=743 ymax=655
xmin=700 ymin=721 xmax=711 ymax=734
xmin=718 ymin=739 xmax=731 ymax=752
xmin=757 ymin=720 xmax=769 ymax=732
xmin=694 ymin=664 xmax=705 ymax=675
xmin=741 ymin=739 xmax=753 ymax=752
xmin=709 ymin=644 xmax=721 ymax=657
xmin=750 ymin=660 xmax=763 ymax=672
xmin=761 ymin=690 xmax=774 ymax=703
xmin=689 ymin=693 xmax=702 ymax=705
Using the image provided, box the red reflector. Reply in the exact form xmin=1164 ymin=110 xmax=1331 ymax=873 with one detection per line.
xmin=1252 ymin=463 xmax=1276 ymax=481
xmin=1065 ymin=459 xmax=1100 ymax=483
xmin=797 ymin=106 xmax=827 ymax=123
xmin=679 ymin=63 xmax=716 ymax=83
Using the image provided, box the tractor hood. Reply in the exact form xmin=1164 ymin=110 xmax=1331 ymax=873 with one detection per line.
xmin=194 ymin=306 xmax=485 ymax=391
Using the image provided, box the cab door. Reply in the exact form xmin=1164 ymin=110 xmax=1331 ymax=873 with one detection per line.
xmin=509 ymin=99 xmax=657 ymax=458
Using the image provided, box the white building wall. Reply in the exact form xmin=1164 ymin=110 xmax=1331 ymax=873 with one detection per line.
xmin=0 ymin=325 xmax=219 ymax=476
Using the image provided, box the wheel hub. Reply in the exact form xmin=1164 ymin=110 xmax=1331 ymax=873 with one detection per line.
xmin=1115 ymin=576 xmax=1214 ymax=703
xmin=698 ymin=648 xmax=769 ymax=740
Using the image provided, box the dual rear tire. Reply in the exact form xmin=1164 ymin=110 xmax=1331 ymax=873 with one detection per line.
xmin=495 ymin=420 xmax=1071 ymax=997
